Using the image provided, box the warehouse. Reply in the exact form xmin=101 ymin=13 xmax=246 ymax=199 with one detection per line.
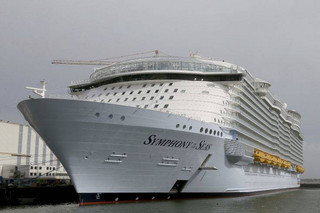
xmin=0 ymin=120 xmax=69 ymax=181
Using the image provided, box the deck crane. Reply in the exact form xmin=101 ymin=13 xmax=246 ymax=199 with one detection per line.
xmin=51 ymin=50 xmax=161 ymax=65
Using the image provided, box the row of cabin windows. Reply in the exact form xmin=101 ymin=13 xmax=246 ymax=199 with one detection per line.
xmin=99 ymin=95 xmax=174 ymax=103
xmin=102 ymin=82 xmax=174 ymax=92
xmin=176 ymin=124 xmax=193 ymax=130
xmin=135 ymin=104 xmax=169 ymax=109
xmin=30 ymin=172 xmax=55 ymax=176
xmin=88 ymin=88 xmax=179 ymax=99
xmin=30 ymin=166 xmax=55 ymax=170
xmin=199 ymin=127 xmax=223 ymax=137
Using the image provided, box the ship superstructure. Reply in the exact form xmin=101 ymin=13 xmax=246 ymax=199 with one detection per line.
xmin=18 ymin=51 xmax=304 ymax=205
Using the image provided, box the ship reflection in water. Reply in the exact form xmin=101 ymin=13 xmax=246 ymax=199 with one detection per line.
xmin=1 ymin=189 xmax=319 ymax=213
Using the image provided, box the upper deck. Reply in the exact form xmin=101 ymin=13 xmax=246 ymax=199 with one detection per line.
xmin=69 ymin=55 xmax=246 ymax=89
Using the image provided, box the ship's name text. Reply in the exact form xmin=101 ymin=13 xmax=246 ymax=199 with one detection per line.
xmin=143 ymin=134 xmax=212 ymax=151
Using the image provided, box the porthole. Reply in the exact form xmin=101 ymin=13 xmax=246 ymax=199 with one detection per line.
xmin=164 ymin=104 xmax=169 ymax=108
xmin=121 ymin=116 xmax=125 ymax=121
xmin=119 ymin=86 xmax=122 ymax=89
xmin=130 ymin=91 xmax=134 ymax=94
xmin=217 ymin=131 xmax=220 ymax=136
xmin=127 ymin=85 xmax=131 ymax=88
xmin=189 ymin=126 xmax=192 ymax=130
xmin=116 ymin=98 xmax=120 ymax=102
xmin=173 ymin=89 xmax=178 ymax=92
xmin=150 ymin=96 xmax=154 ymax=100
xmin=122 ymin=92 xmax=125 ymax=95
xmin=164 ymin=89 xmax=169 ymax=93
xmin=98 ymin=94 xmax=102 ymax=97
xmin=91 ymin=94 xmax=95 ymax=97
xmin=142 ymin=97 xmax=145 ymax=100
xmin=109 ymin=114 xmax=113 ymax=119
xmin=124 ymin=98 xmax=128 ymax=102
xmin=169 ymin=96 xmax=174 ymax=100
xmin=213 ymin=130 xmax=216 ymax=135
xmin=205 ymin=128 xmax=208 ymax=133
xmin=160 ymin=83 xmax=163 ymax=86
xmin=113 ymin=92 xmax=117 ymax=96
xmin=151 ymin=84 xmax=155 ymax=87
xmin=160 ymin=96 xmax=164 ymax=100
xmin=138 ymin=91 xmax=142 ymax=94
xmin=142 ymin=84 xmax=146 ymax=87
xmin=200 ymin=127 xmax=203 ymax=132
xmin=169 ymin=83 xmax=173 ymax=86
xmin=111 ymin=87 xmax=115 ymax=90
xmin=221 ymin=132 xmax=223 ymax=137
xmin=104 ymin=87 xmax=108 ymax=91
xmin=144 ymin=105 xmax=148 ymax=108
xmin=147 ymin=90 xmax=150 ymax=94
xmin=176 ymin=124 xmax=180 ymax=128
xmin=105 ymin=93 xmax=110 ymax=96
xmin=209 ymin=129 xmax=212 ymax=134
xmin=132 ymin=97 xmax=136 ymax=101
xmin=183 ymin=125 xmax=186 ymax=129
xmin=155 ymin=90 xmax=159 ymax=93
xmin=154 ymin=104 xmax=159 ymax=108
xmin=108 ymin=99 xmax=112 ymax=102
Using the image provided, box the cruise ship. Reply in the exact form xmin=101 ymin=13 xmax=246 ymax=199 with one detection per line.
xmin=18 ymin=51 xmax=304 ymax=205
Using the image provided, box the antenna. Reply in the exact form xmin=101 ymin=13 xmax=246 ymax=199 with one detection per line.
xmin=26 ymin=80 xmax=47 ymax=98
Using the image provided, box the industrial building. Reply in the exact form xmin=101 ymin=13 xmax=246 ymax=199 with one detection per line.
xmin=0 ymin=120 xmax=69 ymax=181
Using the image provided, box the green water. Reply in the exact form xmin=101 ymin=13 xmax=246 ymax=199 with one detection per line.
xmin=1 ymin=189 xmax=319 ymax=213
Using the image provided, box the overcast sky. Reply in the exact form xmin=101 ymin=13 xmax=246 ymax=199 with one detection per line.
xmin=0 ymin=0 xmax=319 ymax=178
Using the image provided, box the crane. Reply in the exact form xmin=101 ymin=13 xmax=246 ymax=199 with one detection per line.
xmin=51 ymin=50 xmax=161 ymax=66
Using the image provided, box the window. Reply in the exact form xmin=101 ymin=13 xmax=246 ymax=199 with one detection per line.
xmin=142 ymin=97 xmax=145 ymax=100
xmin=39 ymin=167 xmax=42 ymax=170
xmin=181 ymin=90 xmax=186 ymax=93
xmin=136 ymin=105 xmax=140 ymax=107
xmin=30 ymin=173 xmax=33 ymax=176
xmin=144 ymin=105 xmax=148 ymax=108
xmin=119 ymin=86 xmax=122 ymax=89
xmin=124 ymin=98 xmax=128 ymax=102
xmin=138 ymin=91 xmax=142 ymax=94
xmin=200 ymin=127 xmax=203 ymax=132
xmin=35 ymin=166 xmax=37 ymax=169
xmin=111 ymin=87 xmax=115 ymax=90
xmin=155 ymin=90 xmax=159 ymax=93
xmin=147 ymin=90 xmax=151 ymax=94
xmin=160 ymin=96 xmax=164 ymax=100
xmin=164 ymin=104 xmax=169 ymax=108
xmin=169 ymin=96 xmax=174 ymax=100
xmin=132 ymin=97 xmax=136 ymax=101
xmin=202 ymin=91 xmax=209 ymax=94
xmin=127 ymin=85 xmax=131 ymax=88
xmin=85 ymin=96 xmax=88 ymax=99
xmin=209 ymin=129 xmax=212 ymax=134
xmin=183 ymin=125 xmax=186 ymax=129
xmin=205 ymin=128 xmax=208 ymax=133
xmin=104 ymin=87 xmax=108 ymax=91
xmin=164 ymin=89 xmax=169 ymax=93
xmin=130 ymin=91 xmax=134 ymax=94
xmin=189 ymin=126 xmax=192 ymax=130
xmin=122 ymin=92 xmax=126 ymax=95
xmin=151 ymin=84 xmax=155 ymax=87
xmin=31 ymin=166 xmax=33 ymax=169
xmin=213 ymin=130 xmax=216 ymax=135
xmin=101 ymin=99 xmax=104 ymax=102
xmin=116 ymin=98 xmax=120 ymax=102
xmin=173 ymin=89 xmax=178 ymax=92
xmin=160 ymin=83 xmax=163 ymax=86
xmin=143 ymin=84 xmax=146 ymax=87
xmin=91 ymin=94 xmax=95 ymax=97
xmin=154 ymin=104 xmax=159 ymax=108
xmin=169 ymin=83 xmax=173 ymax=86
xmin=217 ymin=131 xmax=220 ymax=136
xmin=176 ymin=124 xmax=180 ymax=128
xmin=150 ymin=96 xmax=154 ymax=100
xmin=105 ymin=93 xmax=110 ymax=96
xmin=108 ymin=99 xmax=112 ymax=102
xmin=221 ymin=132 xmax=223 ymax=137
xmin=98 ymin=93 xmax=102 ymax=97
xmin=113 ymin=92 xmax=117 ymax=96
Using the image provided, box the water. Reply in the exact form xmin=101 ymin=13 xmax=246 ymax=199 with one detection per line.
xmin=1 ymin=189 xmax=319 ymax=213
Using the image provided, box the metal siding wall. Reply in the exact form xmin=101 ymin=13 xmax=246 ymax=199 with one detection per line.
xmin=17 ymin=124 xmax=23 ymax=165
xmin=42 ymin=143 xmax=47 ymax=164
xmin=34 ymin=135 xmax=39 ymax=164
xmin=26 ymin=127 xmax=31 ymax=165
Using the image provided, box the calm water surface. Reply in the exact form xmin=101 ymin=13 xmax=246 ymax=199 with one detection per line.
xmin=1 ymin=189 xmax=319 ymax=213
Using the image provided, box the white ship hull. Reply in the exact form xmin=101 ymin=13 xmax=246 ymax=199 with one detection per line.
xmin=18 ymin=98 xmax=299 ymax=205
